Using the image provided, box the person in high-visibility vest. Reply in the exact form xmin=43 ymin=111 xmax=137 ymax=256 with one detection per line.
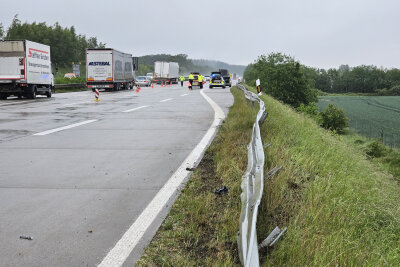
xmin=179 ymin=76 xmax=185 ymax=87
xmin=198 ymin=74 xmax=204 ymax=89
xmin=188 ymin=73 xmax=194 ymax=90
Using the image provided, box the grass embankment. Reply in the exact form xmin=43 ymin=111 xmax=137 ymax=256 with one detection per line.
xmin=138 ymin=87 xmax=400 ymax=266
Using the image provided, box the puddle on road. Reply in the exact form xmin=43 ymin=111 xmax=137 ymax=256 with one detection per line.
xmin=17 ymin=112 xmax=49 ymax=117
xmin=57 ymin=107 xmax=78 ymax=111
xmin=0 ymin=119 xmax=23 ymax=123
xmin=0 ymin=129 xmax=31 ymax=134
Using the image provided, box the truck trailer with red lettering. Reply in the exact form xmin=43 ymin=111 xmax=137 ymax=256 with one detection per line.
xmin=0 ymin=40 xmax=54 ymax=99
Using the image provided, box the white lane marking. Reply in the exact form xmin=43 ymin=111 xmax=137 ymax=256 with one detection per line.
xmin=160 ymin=98 xmax=173 ymax=102
xmin=180 ymin=94 xmax=188 ymax=96
xmin=98 ymin=88 xmax=225 ymax=267
xmin=33 ymin=120 xmax=97 ymax=136
xmin=122 ymin=105 xmax=149 ymax=113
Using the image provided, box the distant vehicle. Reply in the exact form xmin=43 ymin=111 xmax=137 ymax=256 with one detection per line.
xmin=64 ymin=73 xmax=76 ymax=79
xmin=209 ymin=73 xmax=226 ymax=89
xmin=135 ymin=76 xmax=152 ymax=87
xmin=154 ymin=61 xmax=179 ymax=84
xmin=146 ymin=72 xmax=154 ymax=80
xmin=86 ymin=48 xmax=138 ymax=91
xmin=204 ymin=75 xmax=210 ymax=82
xmin=0 ymin=40 xmax=54 ymax=99
xmin=219 ymin=68 xmax=231 ymax=87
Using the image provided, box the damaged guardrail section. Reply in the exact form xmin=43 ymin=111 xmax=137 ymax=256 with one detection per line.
xmin=237 ymin=84 xmax=266 ymax=267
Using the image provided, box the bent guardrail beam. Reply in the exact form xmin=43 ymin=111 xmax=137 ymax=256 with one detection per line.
xmin=237 ymin=84 xmax=266 ymax=267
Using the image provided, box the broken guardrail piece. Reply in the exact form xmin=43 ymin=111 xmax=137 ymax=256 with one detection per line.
xmin=259 ymin=112 xmax=268 ymax=126
xmin=258 ymin=226 xmax=287 ymax=249
xmin=265 ymin=166 xmax=282 ymax=180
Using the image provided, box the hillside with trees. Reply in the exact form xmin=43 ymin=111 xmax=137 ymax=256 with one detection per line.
xmin=137 ymin=54 xmax=245 ymax=76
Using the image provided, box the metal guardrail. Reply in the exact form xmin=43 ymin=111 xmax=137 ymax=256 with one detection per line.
xmin=54 ymin=83 xmax=85 ymax=89
xmin=237 ymin=84 xmax=266 ymax=267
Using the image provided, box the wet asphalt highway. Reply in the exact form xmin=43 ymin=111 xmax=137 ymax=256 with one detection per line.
xmin=0 ymin=83 xmax=234 ymax=266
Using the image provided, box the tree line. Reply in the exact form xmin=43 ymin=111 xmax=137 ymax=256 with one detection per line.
xmin=0 ymin=15 xmax=105 ymax=69
xmin=138 ymin=54 xmax=210 ymax=76
xmin=245 ymin=53 xmax=400 ymax=97
xmin=244 ymin=53 xmax=349 ymax=133
xmin=302 ymin=64 xmax=400 ymax=95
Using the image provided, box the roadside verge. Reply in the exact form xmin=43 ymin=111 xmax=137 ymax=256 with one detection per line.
xmin=138 ymin=86 xmax=400 ymax=266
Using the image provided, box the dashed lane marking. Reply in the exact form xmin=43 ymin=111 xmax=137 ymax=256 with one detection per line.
xmin=159 ymin=98 xmax=173 ymax=102
xmin=33 ymin=120 xmax=97 ymax=136
xmin=122 ymin=105 xmax=149 ymax=113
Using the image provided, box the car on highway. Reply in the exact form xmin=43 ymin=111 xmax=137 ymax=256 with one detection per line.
xmin=64 ymin=73 xmax=76 ymax=79
xmin=135 ymin=76 xmax=152 ymax=87
xmin=209 ymin=74 xmax=226 ymax=88
xmin=146 ymin=72 xmax=154 ymax=81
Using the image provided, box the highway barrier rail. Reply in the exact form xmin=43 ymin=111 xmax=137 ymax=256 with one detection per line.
xmin=55 ymin=83 xmax=86 ymax=89
xmin=237 ymin=84 xmax=267 ymax=267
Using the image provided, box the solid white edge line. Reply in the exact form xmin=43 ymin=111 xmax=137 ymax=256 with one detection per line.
xmin=160 ymin=98 xmax=173 ymax=102
xmin=122 ymin=105 xmax=149 ymax=113
xmin=33 ymin=120 xmax=98 ymax=136
xmin=98 ymin=88 xmax=226 ymax=267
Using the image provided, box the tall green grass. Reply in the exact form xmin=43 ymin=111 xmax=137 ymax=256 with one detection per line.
xmin=258 ymin=89 xmax=400 ymax=266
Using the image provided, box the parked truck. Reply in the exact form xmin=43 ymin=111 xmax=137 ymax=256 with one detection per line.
xmin=219 ymin=68 xmax=232 ymax=87
xmin=86 ymin=48 xmax=138 ymax=91
xmin=154 ymin=61 xmax=179 ymax=84
xmin=0 ymin=40 xmax=54 ymax=100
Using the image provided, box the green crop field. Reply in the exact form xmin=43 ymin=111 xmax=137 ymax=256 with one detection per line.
xmin=317 ymin=96 xmax=400 ymax=148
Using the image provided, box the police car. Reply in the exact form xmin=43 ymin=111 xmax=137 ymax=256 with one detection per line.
xmin=209 ymin=73 xmax=226 ymax=89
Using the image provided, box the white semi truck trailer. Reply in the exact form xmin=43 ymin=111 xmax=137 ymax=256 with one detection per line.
xmin=154 ymin=61 xmax=179 ymax=84
xmin=86 ymin=48 xmax=138 ymax=91
xmin=0 ymin=40 xmax=54 ymax=99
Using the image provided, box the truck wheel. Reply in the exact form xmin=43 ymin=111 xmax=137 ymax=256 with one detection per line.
xmin=46 ymin=89 xmax=52 ymax=98
xmin=0 ymin=93 xmax=7 ymax=100
xmin=29 ymin=85 xmax=37 ymax=99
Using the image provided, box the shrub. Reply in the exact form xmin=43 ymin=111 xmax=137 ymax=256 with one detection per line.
xmin=297 ymin=102 xmax=321 ymax=122
xmin=320 ymin=104 xmax=348 ymax=133
xmin=54 ymin=76 xmax=85 ymax=84
xmin=376 ymin=85 xmax=400 ymax=96
xmin=366 ymin=139 xmax=387 ymax=158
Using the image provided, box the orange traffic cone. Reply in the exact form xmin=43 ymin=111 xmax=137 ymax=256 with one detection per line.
xmin=151 ymin=83 xmax=154 ymax=88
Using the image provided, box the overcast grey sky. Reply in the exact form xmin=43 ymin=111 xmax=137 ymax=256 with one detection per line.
xmin=1 ymin=0 xmax=399 ymax=69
